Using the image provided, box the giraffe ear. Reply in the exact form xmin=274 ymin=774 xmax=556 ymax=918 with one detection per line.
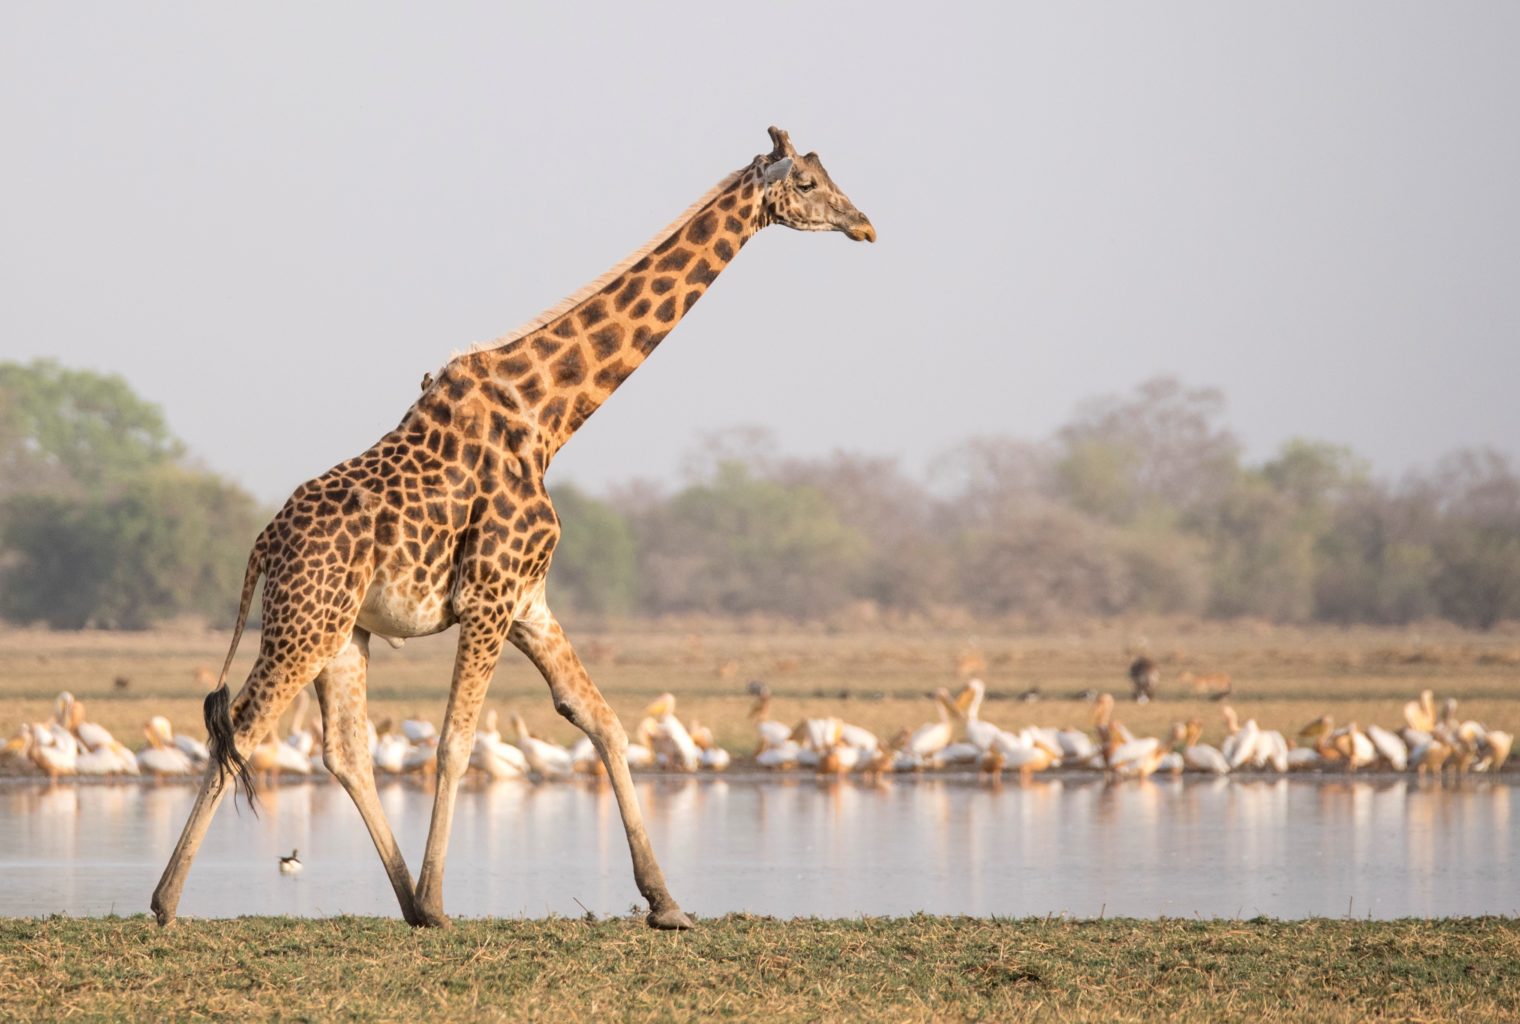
xmin=764 ymin=156 xmax=794 ymax=185
xmin=767 ymin=126 xmax=796 ymax=158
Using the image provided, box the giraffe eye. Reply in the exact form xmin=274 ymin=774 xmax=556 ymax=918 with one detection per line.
xmin=796 ymin=178 xmax=816 ymax=193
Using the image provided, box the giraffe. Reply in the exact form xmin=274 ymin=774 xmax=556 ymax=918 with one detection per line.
xmin=150 ymin=126 xmax=874 ymax=930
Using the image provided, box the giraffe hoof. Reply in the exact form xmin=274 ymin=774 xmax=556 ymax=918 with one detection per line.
xmin=414 ymin=909 xmax=453 ymax=929
xmin=647 ymin=906 xmax=695 ymax=930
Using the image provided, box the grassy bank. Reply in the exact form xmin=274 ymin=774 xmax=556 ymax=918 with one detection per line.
xmin=2 ymin=915 xmax=1516 ymax=1022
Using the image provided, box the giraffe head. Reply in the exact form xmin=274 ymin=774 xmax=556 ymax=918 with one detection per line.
xmin=760 ymin=126 xmax=876 ymax=242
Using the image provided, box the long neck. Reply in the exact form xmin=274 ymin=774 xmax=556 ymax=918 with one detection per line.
xmin=472 ymin=163 xmax=768 ymax=464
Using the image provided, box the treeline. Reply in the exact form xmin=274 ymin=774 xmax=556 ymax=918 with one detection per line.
xmin=550 ymin=379 xmax=1520 ymax=629
xmin=2 ymin=362 xmax=1517 ymax=631
xmin=0 ymin=360 xmax=265 ymax=628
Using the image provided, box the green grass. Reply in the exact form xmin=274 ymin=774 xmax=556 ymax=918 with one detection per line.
xmin=2 ymin=915 xmax=1516 ymax=1022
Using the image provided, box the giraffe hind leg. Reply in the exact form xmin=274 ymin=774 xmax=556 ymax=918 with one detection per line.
xmin=313 ymin=629 xmax=425 ymax=926
xmin=151 ymin=637 xmax=347 ymax=925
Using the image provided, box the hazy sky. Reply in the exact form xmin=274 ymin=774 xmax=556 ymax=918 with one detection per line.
xmin=3 ymin=4 xmax=1517 ymax=505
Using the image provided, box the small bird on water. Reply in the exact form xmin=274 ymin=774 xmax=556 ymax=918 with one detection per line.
xmin=278 ymin=849 xmax=302 ymax=875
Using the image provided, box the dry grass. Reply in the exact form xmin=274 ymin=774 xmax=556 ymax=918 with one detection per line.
xmin=2 ymin=619 xmax=1518 ymax=758
xmin=1 ymin=914 xmax=1516 ymax=1023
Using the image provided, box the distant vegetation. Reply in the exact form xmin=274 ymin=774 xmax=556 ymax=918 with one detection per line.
xmin=0 ymin=360 xmax=265 ymax=628
xmin=2 ymin=361 xmax=1517 ymax=630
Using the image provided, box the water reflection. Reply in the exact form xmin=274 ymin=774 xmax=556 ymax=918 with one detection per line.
xmin=0 ymin=777 xmax=1514 ymax=920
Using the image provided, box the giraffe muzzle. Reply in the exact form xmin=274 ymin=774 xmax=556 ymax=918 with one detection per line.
xmin=844 ymin=217 xmax=877 ymax=243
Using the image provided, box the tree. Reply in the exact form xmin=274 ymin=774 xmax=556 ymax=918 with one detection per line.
xmin=547 ymin=483 xmax=639 ymax=617
xmin=631 ymin=461 xmax=867 ymax=618
xmin=1313 ymin=481 xmax=1439 ymax=624
xmin=0 ymin=360 xmax=264 ymax=629
xmin=1426 ymin=450 xmax=1520 ymax=629
xmin=1200 ymin=472 xmax=1317 ymax=621
xmin=0 ymin=359 xmax=182 ymax=498
xmin=1054 ymin=377 xmax=1242 ymax=525
xmin=778 ymin=452 xmax=950 ymax=611
xmin=950 ymin=498 xmax=1133 ymax=618
xmin=0 ymin=466 xmax=264 ymax=628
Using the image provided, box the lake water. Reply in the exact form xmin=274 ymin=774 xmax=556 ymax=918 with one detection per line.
xmin=1 ymin=775 xmax=1513 ymax=920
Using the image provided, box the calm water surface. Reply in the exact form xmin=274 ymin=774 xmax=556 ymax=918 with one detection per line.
xmin=1 ymin=775 xmax=1513 ymax=919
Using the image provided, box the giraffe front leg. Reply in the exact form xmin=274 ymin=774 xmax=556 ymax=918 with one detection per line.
xmin=509 ymin=608 xmax=694 ymax=930
xmin=412 ymin=616 xmax=506 ymax=928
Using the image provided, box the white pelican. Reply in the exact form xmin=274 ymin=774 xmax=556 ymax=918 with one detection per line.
xmin=952 ymin=679 xmax=1002 ymax=751
xmin=644 ymin=694 xmax=701 ymax=772
xmin=904 ymin=689 xmax=955 ymax=760
xmin=818 ymin=743 xmax=867 ymax=774
xmin=52 ymin=695 xmax=138 ymax=775
xmin=749 ymin=691 xmax=793 ymax=752
xmin=401 ymin=718 xmax=438 ymax=745
xmin=1410 ymin=736 xmax=1453 ymax=776
xmin=1332 ymin=722 xmax=1377 ymax=771
xmin=1478 ymin=730 xmax=1513 ymax=772
xmin=512 ymin=713 xmax=573 ymax=778
xmin=935 ymin=741 xmax=984 ymax=767
xmin=799 ymin=717 xmax=842 ymax=755
xmin=1366 ymin=724 xmax=1408 ymax=772
xmin=687 ymin=722 xmax=731 ymax=771
xmin=1403 ymin=689 xmax=1437 ymax=733
xmin=76 ymin=737 xmax=140 ymax=775
xmin=249 ymin=729 xmax=315 ymax=779
xmin=1285 ymin=745 xmax=1324 ymax=770
xmin=14 ymin=723 xmax=77 ymax=778
xmin=279 ymin=850 xmax=303 ymax=875
xmin=755 ymin=740 xmax=801 ymax=769
xmin=1180 ymin=721 xmax=1230 ymax=774
xmin=626 ymin=718 xmax=656 ymax=769
xmin=568 ymin=735 xmax=605 ymax=775
xmin=1053 ymin=728 xmax=1099 ymax=765
xmin=173 ymin=732 xmax=210 ymax=767
xmin=986 ymin=730 xmax=1059 ymax=780
xmin=1255 ymin=728 xmax=1289 ymax=773
xmin=138 ymin=718 xmax=194 ymax=776
xmin=57 ymin=693 xmax=118 ymax=755
xmin=283 ymin=690 xmax=318 ymax=762
xmin=1091 ymin=694 xmax=1136 ymax=746
xmin=471 ymin=715 xmax=530 ymax=779
xmin=370 ymin=719 xmax=409 ymax=774
xmin=1105 ymin=733 xmax=1165 ymax=779
xmin=1220 ymin=706 xmax=1261 ymax=771
xmin=838 ymin=721 xmax=879 ymax=752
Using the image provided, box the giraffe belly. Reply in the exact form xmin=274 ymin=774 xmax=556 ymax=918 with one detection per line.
xmin=356 ymin=579 xmax=457 ymax=641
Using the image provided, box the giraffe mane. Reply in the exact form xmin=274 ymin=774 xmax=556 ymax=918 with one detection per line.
xmin=448 ymin=164 xmax=753 ymax=366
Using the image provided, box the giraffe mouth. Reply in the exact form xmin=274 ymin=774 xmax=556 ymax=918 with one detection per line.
xmin=844 ymin=218 xmax=877 ymax=243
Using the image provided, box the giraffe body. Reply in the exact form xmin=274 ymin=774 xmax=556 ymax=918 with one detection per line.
xmin=150 ymin=127 xmax=873 ymax=929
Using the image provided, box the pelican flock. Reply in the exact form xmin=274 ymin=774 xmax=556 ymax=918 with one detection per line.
xmin=1 ymin=683 xmax=1512 ymax=787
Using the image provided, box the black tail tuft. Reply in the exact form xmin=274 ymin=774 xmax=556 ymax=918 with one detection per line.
xmin=204 ymin=684 xmax=258 ymax=815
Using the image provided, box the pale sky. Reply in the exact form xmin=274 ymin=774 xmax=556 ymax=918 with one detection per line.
xmin=3 ymin=4 xmax=1517 ymax=505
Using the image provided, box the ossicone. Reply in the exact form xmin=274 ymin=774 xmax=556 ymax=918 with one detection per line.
xmin=767 ymin=126 xmax=796 ymax=159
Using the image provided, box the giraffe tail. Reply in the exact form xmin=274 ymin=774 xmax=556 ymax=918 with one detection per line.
xmin=204 ymin=534 xmax=267 ymax=813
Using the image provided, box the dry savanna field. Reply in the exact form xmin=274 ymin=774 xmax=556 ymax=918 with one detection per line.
xmin=2 ymin=618 xmax=1518 ymax=763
